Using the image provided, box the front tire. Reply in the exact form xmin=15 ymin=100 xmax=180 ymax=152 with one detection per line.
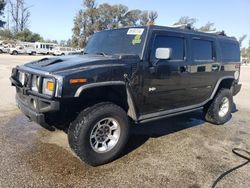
xmin=68 ymin=102 xmax=130 ymax=166
xmin=12 ymin=51 xmax=18 ymax=55
xmin=204 ymin=88 xmax=233 ymax=125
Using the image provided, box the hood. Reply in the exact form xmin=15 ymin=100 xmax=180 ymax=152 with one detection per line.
xmin=24 ymin=55 xmax=120 ymax=73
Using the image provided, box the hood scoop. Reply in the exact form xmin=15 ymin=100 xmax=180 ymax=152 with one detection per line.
xmin=31 ymin=58 xmax=64 ymax=67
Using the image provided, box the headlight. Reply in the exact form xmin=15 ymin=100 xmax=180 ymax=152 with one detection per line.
xmin=42 ymin=78 xmax=55 ymax=96
xmin=18 ymin=71 xmax=25 ymax=85
xmin=31 ymin=75 xmax=40 ymax=92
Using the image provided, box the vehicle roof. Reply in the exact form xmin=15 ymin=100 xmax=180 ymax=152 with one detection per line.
xmin=109 ymin=25 xmax=238 ymax=43
xmin=147 ymin=25 xmax=238 ymax=42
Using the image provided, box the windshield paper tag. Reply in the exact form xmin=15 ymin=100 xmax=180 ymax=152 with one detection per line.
xmin=127 ymin=28 xmax=144 ymax=35
xmin=132 ymin=35 xmax=142 ymax=45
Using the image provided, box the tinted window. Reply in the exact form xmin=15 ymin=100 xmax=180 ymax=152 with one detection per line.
xmin=152 ymin=35 xmax=185 ymax=60
xmin=192 ymin=39 xmax=213 ymax=61
xmin=220 ymin=41 xmax=240 ymax=62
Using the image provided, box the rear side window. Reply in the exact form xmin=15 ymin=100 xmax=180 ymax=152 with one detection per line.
xmin=152 ymin=35 xmax=185 ymax=60
xmin=220 ymin=41 xmax=240 ymax=62
xmin=192 ymin=39 xmax=213 ymax=61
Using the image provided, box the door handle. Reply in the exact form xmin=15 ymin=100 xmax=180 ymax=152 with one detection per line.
xmin=212 ymin=64 xmax=220 ymax=71
xmin=180 ymin=65 xmax=187 ymax=73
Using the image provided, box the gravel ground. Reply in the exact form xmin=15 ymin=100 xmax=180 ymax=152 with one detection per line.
xmin=0 ymin=54 xmax=249 ymax=188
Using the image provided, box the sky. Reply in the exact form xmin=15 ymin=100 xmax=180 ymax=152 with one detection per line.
xmin=9 ymin=0 xmax=250 ymax=47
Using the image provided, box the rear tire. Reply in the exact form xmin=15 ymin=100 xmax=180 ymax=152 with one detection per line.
xmin=204 ymin=88 xmax=233 ymax=125
xmin=68 ymin=102 xmax=130 ymax=166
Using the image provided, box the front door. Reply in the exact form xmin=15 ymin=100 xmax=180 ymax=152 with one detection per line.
xmin=140 ymin=31 xmax=190 ymax=115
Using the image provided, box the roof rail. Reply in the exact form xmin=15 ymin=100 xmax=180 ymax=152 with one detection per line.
xmin=170 ymin=24 xmax=193 ymax=30
xmin=203 ymin=30 xmax=227 ymax=36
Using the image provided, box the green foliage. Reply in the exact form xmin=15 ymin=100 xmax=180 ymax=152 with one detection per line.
xmin=174 ymin=16 xmax=197 ymax=27
xmin=174 ymin=17 xmax=217 ymax=32
xmin=0 ymin=29 xmax=14 ymax=39
xmin=199 ymin=22 xmax=216 ymax=32
xmin=241 ymin=41 xmax=250 ymax=58
xmin=15 ymin=29 xmax=43 ymax=42
xmin=0 ymin=0 xmax=6 ymax=27
xmin=0 ymin=28 xmax=44 ymax=42
xmin=72 ymin=0 xmax=158 ymax=48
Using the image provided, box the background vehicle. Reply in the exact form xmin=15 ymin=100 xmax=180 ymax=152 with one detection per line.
xmin=0 ymin=42 xmax=10 ymax=53
xmin=0 ymin=45 xmax=9 ymax=53
xmin=35 ymin=42 xmax=57 ymax=55
xmin=10 ymin=25 xmax=241 ymax=166
xmin=52 ymin=47 xmax=77 ymax=56
xmin=9 ymin=45 xmax=36 ymax=55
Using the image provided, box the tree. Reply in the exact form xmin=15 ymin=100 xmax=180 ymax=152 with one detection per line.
xmin=9 ymin=0 xmax=31 ymax=33
xmin=72 ymin=0 xmax=158 ymax=48
xmin=0 ymin=0 xmax=6 ymax=27
xmin=241 ymin=40 xmax=250 ymax=58
xmin=139 ymin=11 xmax=158 ymax=26
xmin=66 ymin=39 xmax=72 ymax=47
xmin=15 ymin=29 xmax=43 ymax=42
xmin=199 ymin=22 xmax=216 ymax=32
xmin=238 ymin=34 xmax=247 ymax=48
xmin=0 ymin=28 xmax=14 ymax=39
xmin=173 ymin=16 xmax=197 ymax=27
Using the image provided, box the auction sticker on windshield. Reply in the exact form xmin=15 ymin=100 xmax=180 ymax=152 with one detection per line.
xmin=127 ymin=28 xmax=144 ymax=35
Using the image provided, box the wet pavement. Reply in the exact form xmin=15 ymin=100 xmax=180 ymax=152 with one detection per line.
xmin=1 ymin=108 xmax=250 ymax=188
xmin=0 ymin=55 xmax=250 ymax=187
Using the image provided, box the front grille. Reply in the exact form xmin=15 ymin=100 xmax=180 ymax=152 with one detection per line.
xmin=12 ymin=67 xmax=57 ymax=99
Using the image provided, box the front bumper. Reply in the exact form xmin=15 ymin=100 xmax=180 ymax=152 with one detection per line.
xmin=232 ymin=83 xmax=242 ymax=96
xmin=16 ymin=93 xmax=60 ymax=131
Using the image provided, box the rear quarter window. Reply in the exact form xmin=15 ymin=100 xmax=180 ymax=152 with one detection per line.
xmin=192 ymin=39 xmax=214 ymax=61
xmin=220 ymin=41 xmax=240 ymax=62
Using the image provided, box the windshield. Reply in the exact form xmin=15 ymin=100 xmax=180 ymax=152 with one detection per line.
xmin=84 ymin=28 xmax=147 ymax=57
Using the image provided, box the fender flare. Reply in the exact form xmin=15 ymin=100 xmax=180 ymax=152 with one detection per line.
xmin=74 ymin=81 xmax=138 ymax=121
xmin=209 ymin=76 xmax=235 ymax=100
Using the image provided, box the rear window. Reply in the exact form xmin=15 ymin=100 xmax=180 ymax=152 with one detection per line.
xmin=192 ymin=39 xmax=213 ymax=61
xmin=220 ymin=41 xmax=240 ymax=62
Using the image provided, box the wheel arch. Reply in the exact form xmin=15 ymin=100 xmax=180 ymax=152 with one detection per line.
xmin=74 ymin=82 xmax=138 ymax=121
xmin=209 ymin=76 xmax=235 ymax=101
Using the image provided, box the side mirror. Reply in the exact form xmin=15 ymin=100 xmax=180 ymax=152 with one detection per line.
xmin=155 ymin=48 xmax=172 ymax=60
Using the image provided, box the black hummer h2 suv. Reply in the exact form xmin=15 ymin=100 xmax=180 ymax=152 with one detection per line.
xmin=10 ymin=25 xmax=241 ymax=166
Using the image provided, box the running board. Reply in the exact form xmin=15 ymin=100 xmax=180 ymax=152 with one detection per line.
xmin=138 ymin=107 xmax=203 ymax=124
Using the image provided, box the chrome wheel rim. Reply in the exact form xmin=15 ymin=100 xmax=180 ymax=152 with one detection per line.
xmin=218 ymin=97 xmax=230 ymax=117
xmin=90 ymin=118 xmax=121 ymax=153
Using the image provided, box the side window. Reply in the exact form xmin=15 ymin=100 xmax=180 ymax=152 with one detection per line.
xmin=220 ymin=41 xmax=240 ymax=62
xmin=152 ymin=35 xmax=185 ymax=61
xmin=192 ymin=39 xmax=213 ymax=61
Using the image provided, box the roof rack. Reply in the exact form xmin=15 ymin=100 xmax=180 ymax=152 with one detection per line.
xmin=203 ymin=30 xmax=227 ymax=36
xmin=170 ymin=24 xmax=193 ymax=30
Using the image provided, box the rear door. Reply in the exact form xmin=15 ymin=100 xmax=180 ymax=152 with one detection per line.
xmin=186 ymin=36 xmax=219 ymax=104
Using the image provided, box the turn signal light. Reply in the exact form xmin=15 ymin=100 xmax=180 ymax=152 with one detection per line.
xmin=47 ymin=81 xmax=55 ymax=91
xmin=70 ymin=79 xmax=88 ymax=84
